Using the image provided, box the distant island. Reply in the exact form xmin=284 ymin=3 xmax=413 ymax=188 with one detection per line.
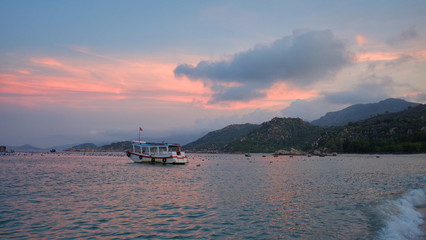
xmin=66 ymin=143 xmax=99 ymax=152
xmin=65 ymin=141 xmax=132 ymax=152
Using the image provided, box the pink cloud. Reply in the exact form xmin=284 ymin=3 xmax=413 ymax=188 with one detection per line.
xmin=11 ymin=69 xmax=31 ymax=75
xmin=355 ymin=34 xmax=369 ymax=47
xmin=0 ymin=49 xmax=333 ymax=112
xmin=356 ymin=52 xmax=400 ymax=62
xmin=31 ymin=57 xmax=63 ymax=67
xmin=1 ymin=54 xmax=214 ymax=109
xmin=264 ymin=82 xmax=319 ymax=102
xmin=31 ymin=57 xmax=92 ymax=78
xmin=415 ymin=50 xmax=426 ymax=59
xmin=356 ymin=49 xmax=426 ymax=63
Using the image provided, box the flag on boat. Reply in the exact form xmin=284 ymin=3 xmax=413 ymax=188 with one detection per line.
xmin=139 ymin=127 xmax=143 ymax=131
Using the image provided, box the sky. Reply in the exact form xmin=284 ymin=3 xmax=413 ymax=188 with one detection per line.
xmin=1 ymin=0 xmax=426 ymax=148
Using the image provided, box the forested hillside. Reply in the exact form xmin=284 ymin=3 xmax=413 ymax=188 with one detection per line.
xmin=223 ymin=118 xmax=323 ymax=153
xmin=184 ymin=123 xmax=260 ymax=152
xmin=313 ymin=104 xmax=426 ymax=153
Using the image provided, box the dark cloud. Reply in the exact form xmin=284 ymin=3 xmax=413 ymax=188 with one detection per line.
xmin=209 ymin=83 xmax=266 ymax=103
xmin=387 ymin=26 xmax=420 ymax=46
xmin=175 ymin=30 xmax=354 ymax=102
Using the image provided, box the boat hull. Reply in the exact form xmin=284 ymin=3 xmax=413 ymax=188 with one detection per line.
xmin=126 ymin=151 xmax=188 ymax=164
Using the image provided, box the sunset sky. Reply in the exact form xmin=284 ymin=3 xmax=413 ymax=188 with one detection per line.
xmin=1 ymin=1 xmax=426 ymax=148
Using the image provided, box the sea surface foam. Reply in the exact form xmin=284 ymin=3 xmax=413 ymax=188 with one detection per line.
xmin=378 ymin=188 xmax=426 ymax=240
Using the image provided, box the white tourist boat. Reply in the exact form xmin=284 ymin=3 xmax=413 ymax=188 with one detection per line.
xmin=126 ymin=141 xmax=188 ymax=164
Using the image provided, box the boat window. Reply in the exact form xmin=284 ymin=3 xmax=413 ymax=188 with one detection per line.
xmin=159 ymin=147 xmax=167 ymax=154
xmin=142 ymin=147 xmax=148 ymax=154
xmin=150 ymin=147 xmax=158 ymax=154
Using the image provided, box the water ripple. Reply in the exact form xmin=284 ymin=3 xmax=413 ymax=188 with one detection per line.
xmin=1 ymin=153 xmax=425 ymax=239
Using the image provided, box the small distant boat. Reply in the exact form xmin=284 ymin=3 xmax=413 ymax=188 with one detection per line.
xmin=126 ymin=141 xmax=188 ymax=164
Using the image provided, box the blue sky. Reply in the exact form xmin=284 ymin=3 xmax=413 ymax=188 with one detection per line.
xmin=1 ymin=1 xmax=425 ymax=148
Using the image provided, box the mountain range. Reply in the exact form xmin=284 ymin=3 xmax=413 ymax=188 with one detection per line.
xmin=3 ymin=144 xmax=42 ymax=152
xmin=311 ymin=98 xmax=418 ymax=126
xmin=5 ymin=98 xmax=423 ymax=154
xmin=184 ymin=99 xmax=425 ymax=154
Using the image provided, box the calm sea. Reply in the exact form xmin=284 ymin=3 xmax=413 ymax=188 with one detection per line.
xmin=1 ymin=153 xmax=425 ymax=239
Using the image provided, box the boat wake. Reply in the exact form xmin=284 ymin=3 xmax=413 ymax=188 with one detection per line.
xmin=376 ymin=188 xmax=426 ymax=240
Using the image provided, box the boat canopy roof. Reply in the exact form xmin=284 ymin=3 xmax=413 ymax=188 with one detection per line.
xmin=132 ymin=141 xmax=182 ymax=147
